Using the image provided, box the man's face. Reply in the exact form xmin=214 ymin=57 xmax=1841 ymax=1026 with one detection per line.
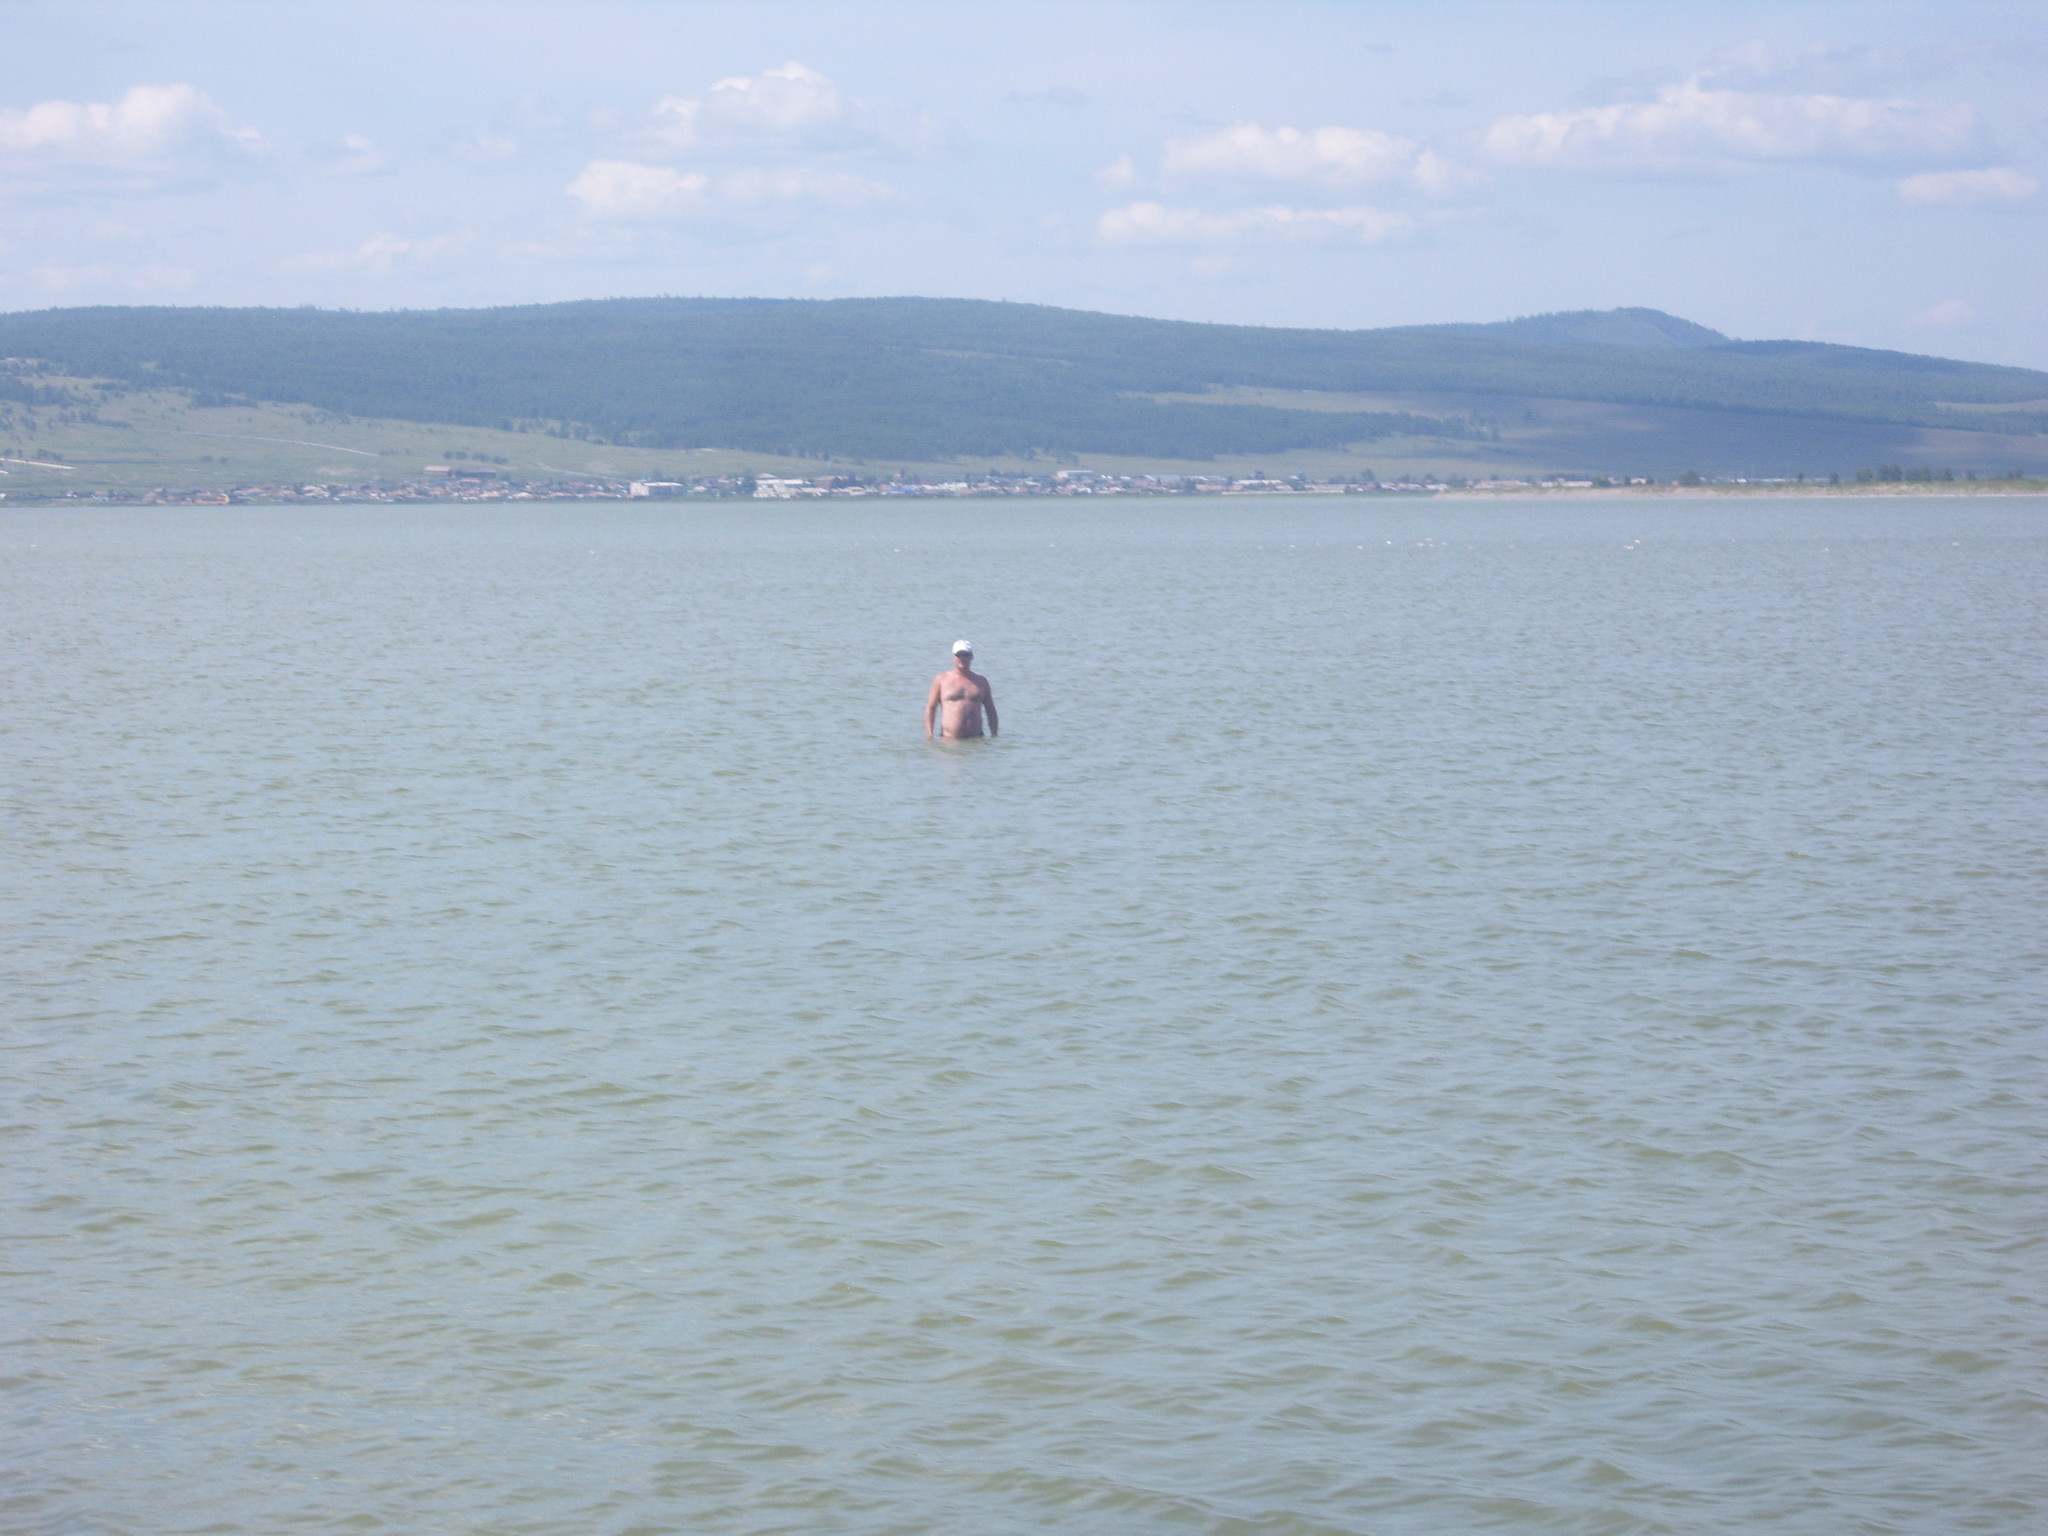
xmin=955 ymin=651 xmax=972 ymax=667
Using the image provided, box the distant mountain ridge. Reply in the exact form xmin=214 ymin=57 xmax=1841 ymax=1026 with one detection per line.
xmin=1 ymin=297 xmax=2042 ymax=467
xmin=1420 ymin=307 xmax=1731 ymax=349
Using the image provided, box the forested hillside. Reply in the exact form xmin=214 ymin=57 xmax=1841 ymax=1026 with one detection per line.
xmin=2 ymin=297 xmax=2044 ymax=463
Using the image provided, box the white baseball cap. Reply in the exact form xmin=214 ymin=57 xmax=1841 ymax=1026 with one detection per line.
xmin=951 ymin=639 xmax=974 ymax=654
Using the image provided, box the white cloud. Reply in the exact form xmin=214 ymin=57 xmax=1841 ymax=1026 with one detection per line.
xmin=1096 ymin=153 xmax=1140 ymax=190
xmin=626 ymin=61 xmax=949 ymax=160
xmin=1162 ymin=123 xmax=1419 ymax=186
xmin=0 ymin=84 xmax=262 ymax=193
xmin=567 ymin=159 xmax=709 ymax=217
xmin=1482 ymin=77 xmax=1977 ymax=173
xmin=323 ymin=134 xmax=389 ymax=176
xmin=279 ymin=232 xmax=465 ymax=275
xmin=1134 ymin=122 xmax=1478 ymax=198
xmin=571 ymin=63 xmax=899 ymax=222
xmin=1909 ymin=299 xmax=1975 ymax=327
xmin=566 ymin=159 xmax=889 ymax=219
xmin=1896 ymin=166 xmax=2039 ymax=206
xmin=1098 ymin=200 xmax=1414 ymax=246
xmin=1410 ymin=150 xmax=1480 ymax=196
xmin=643 ymin=62 xmax=867 ymax=151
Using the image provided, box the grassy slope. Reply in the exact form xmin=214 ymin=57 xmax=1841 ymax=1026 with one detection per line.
xmin=1145 ymin=387 xmax=2048 ymax=480
xmin=5 ymin=378 xmax=2046 ymax=498
xmin=0 ymin=384 xmax=885 ymax=497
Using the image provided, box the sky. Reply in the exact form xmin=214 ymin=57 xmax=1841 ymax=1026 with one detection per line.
xmin=3 ymin=0 xmax=2045 ymax=367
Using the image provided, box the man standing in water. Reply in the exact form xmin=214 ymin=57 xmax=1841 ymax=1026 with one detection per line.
xmin=926 ymin=640 xmax=999 ymax=740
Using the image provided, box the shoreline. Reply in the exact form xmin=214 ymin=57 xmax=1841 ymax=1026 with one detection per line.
xmin=1433 ymin=482 xmax=2047 ymax=500
xmin=3 ymin=481 xmax=2043 ymax=508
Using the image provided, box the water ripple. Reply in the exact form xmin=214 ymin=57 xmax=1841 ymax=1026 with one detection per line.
xmin=4 ymin=497 xmax=2044 ymax=1535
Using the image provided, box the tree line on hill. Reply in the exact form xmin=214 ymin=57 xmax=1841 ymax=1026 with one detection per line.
xmin=1 ymin=298 xmax=2044 ymax=463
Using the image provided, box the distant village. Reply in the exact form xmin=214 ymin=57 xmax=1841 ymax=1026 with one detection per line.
xmin=3 ymin=457 xmax=2000 ymax=506
xmin=10 ymin=464 xmax=1765 ymax=505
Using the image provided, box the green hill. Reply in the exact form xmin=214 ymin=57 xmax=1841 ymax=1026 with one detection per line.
xmin=1417 ymin=306 xmax=1732 ymax=349
xmin=3 ymin=297 xmax=2046 ymax=476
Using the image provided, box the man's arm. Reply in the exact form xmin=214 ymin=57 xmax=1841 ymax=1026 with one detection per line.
xmin=981 ymin=678 xmax=998 ymax=737
xmin=925 ymin=674 xmax=944 ymax=738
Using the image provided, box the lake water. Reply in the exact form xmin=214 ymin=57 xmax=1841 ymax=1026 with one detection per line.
xmin=5 ymin=496 xmax=2043 ymax=1536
